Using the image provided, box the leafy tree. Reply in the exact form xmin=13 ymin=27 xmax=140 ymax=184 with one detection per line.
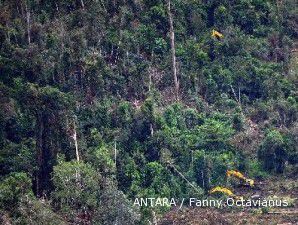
xmin=0 ymin=172 xmax=32 ymax=211
xmin=258 ymin=130 xmax=288 ymax=173
xmin=193 ymin=118 xmax=234 ymax=151
xmin=0 ymin=0 xmax=297 ymax=223
xmin=52 ymin=160 xmax=100 ymax=220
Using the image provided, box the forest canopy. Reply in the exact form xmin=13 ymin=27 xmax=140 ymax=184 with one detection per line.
xmin=0 ymin=0 xmax=297 ymax=224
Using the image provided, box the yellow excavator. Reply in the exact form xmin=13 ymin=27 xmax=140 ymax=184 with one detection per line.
xmin=209 ymin=170 xmax=254 ymax=199
xmin=211 ymin=29 xmax=224 ymax=39
xmin=210 ymin=186 xmax=235 ymax=197
xmin=226 ymin=170 xmax=254 ymax=187
xmin=209 ymin=186 xmax=243 ymax=200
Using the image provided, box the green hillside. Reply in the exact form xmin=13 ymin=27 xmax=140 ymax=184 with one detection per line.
xmin=0 ymin=0 xmax=297 ymax=224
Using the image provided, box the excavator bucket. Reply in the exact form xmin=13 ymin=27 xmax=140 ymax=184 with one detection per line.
xmin=226 ymin=170 xmax=255 ymax=187
xmin=246 ymin=179 xmax=254 ymax=187
xmin=226 ymin=170 xmax=245 ymax=179
xmin=211 ymin=29 xmax=224 ymax=39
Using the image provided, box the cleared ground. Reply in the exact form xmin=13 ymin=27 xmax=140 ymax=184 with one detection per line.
xmin=159 ymin=176 xmax=298 ymax=225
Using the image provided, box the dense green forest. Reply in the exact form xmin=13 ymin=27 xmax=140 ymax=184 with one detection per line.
xmin=0 ymin=0 xmax=297 ymax=224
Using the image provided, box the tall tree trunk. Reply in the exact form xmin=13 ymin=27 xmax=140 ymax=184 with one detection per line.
xmin=167 ymin=0 xmax=179 ymax=101
xmin=230 ymin=84 xmax=242 ymax=112
xmin=73 ymin=123 xmax=80 ymax=162
xmin=35 ymin=112 xmax=56 ymax=197
xmin=25 ymin=2 xmax=31 ymax=45
xmin=36 ymin=112 xmax=44 ymax=197
xmin=68 ymin=117 xmax=80 ymax=182
xmin=168 ymin=163 xmax=202 ymax=194
xmin=80 ymin=0 xmax=85 ymax=10
xmin=114 ymin=140 xmax=117 ymax=167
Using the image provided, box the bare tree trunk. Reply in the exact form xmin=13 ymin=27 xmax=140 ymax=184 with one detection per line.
xmin=191 ymin=150 xmax=194 ymax=167
xmin=150 ymin=124 xmax=154 ymax=137
xmin=114 ymin=140 xmax=117 ymax=167
xmin=149 ymin=68 xmax=152 ymax=92
xmin=25 ymin=2 xmax=31 ymax=45
xmin=68 ymin=116 xmax=80 ymax=162
xmin=6 ymin=24 xmax=11 ymax=45
xmin=99 ymin=0 xmax=107 ymax=13
xmin=230 ymin=84 xmax=243 ymax=112
xmin=201 ymin=170 xmax=205 ymax=189
xmin=276 ymin=0 xmax=282 ymax=18
xmin=36 ymin=112 xmax=44 ymax=197
xmin=80 ymin=0 xmax=85 ymax=10
xmin=55 ymin=2 xmax=59 ymax=12
xmin=168 ymin=163 xmax=202 ymax=194
xmin=152 ymin=211 xmax=157 ymax=225
xmin=238 ymin=86 xmax=241 ymax=105
xmin=167 ymin=0 xmax=179 ymax=101
xmin=72 ymin=121 xmax=80 ymax=162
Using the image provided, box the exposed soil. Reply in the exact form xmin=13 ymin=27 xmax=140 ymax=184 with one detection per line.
xmin=159 ymin=208 xmax=298 ymax=225
xmin=158 ymin=177 xmax=298 ymax=225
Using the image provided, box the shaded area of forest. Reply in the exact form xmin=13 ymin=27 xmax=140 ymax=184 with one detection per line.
xmin=0 ymin=0 xmax=297 ymax=224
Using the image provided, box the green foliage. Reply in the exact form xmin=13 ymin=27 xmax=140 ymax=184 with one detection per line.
xmin=0 ymin=139 xmax=36 ymax=176
xmin=114 ymin=101 xmax=134 ymax=128
xmin=86 ymin=128 xmax=115 ymax=174
xmin=16 ymin=197 xmax=66 ymax=225
xmin=193 ymin=150 xmax=239 ymax=189
xmin=0 ymin=0 xmax=297 ymax=223
xmin=93 ymin=187 xmax=140 ymax=225
xmin=0 ymin=173 xmax=32 ymax=211
xmin=247 ymin=159 xmax=269 ymax=179
xmin=52 ymin=160 xmax=100 ymax=213
xmin=142 ymin=162 xmax=172 ymax=197
xmin=193 ymin=118 xmax=234 ymax=151
xmin=232 ymin=113 xmax=245 ymax=131
xmin=0 ymin=172 xmax=66 ymax=224
xmin=258 ymin=130 xmax=288 ymax=173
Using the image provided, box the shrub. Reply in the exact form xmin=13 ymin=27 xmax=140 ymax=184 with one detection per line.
xmin=52 ymin=160 xmax=100 ymax=215
xmin=258 ymin=130 xmax=287 ymax=173
xmin=0 ymin=172 xmax=32 ymax=211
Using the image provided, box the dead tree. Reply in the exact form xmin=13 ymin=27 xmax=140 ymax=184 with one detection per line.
xmin=167 ymin=0 xmax=179 ymax=101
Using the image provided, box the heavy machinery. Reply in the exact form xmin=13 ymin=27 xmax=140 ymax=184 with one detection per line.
xmin=211 ymin=29 xmax=224 ymax=39
xmin=209 ymin=186 xmax=243 ymax=200
xmin=209 ymin=170 xmax=255 ymax=199
xmin=209 ymin=186 xmax=235 ymax=197
xmin=226 ymin=170 xmax=255 ymax=187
